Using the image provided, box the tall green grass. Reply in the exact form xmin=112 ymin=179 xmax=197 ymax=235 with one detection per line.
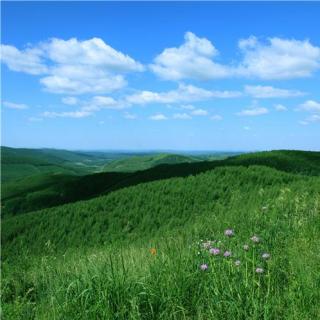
xmin=2 ymin=165 xmax=320 ymax=319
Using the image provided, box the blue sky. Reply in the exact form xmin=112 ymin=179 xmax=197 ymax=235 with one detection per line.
xmin=1 ymin=2 xmax=320 ymax=151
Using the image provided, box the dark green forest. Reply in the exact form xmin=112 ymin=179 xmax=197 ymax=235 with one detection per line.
xmin=2 ymin=149 xmax=320 ymax=217
xmin=1 ymin=149 xmax=320 ymax=319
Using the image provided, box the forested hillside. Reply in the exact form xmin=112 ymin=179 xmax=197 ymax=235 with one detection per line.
xmin=1 ymin=146 xmax=115 ymax=181
xmin=3 ymin=164 xmax=319 ymax=257
xmin=103 ymin=153 xmax=202 ymax=172
xmin=2 ymin=150 xmax=320 ymax=217
xmin=2 ymin=157 xmax=320 ymax=319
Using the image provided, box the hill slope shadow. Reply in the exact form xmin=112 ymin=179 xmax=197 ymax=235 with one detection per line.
xmin=2 ymin=150 xmax=320 ymax=216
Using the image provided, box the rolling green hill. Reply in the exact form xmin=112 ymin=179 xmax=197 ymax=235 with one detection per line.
xmin=2 ymin=150 xmax=320 ymax=217
xmin=2 ymin=156 xmax=320 ymax=319
xmin=1 ymin=146 xmax=151 ymax=182
xmin=1 ymin=147 xmax=105 ymax=182
xmin=103 ymin=153 xmax=202 ymax=172
xmin=3 ymin=164 xmax=319 ymax=256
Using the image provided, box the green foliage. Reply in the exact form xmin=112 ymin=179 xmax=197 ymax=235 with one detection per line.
xmin=228 ymin=150 xmax=320 ymax=176
xmin=2 ymin=162 xmax=320 ymax=319
xmin=103 ymin=153 xmax=202 ymax=172
xmin=1 ymin=146 xmax=137 ymax=182
xmin=2 ymin=165 xmax=319 ymax=255
xmin=2 ymin=150 xmax=320 ymax=216
xmin=2 ymin=150 xmax=320 ymax=319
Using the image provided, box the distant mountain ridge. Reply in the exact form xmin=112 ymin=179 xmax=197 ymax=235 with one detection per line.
xmin=1 ymin=147 xmax=213 ymax=182
xmin=103 ymin=153 xmax=203 ymax=172
xmin=1 ymin=149 xmax=319 ymax=217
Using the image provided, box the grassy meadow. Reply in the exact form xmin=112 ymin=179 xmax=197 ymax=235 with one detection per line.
xmin=1 ymin=150 xmax=320 ymax=319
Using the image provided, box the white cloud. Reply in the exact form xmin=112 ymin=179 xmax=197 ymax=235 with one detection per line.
xmin=307 ymin=114 xmax=320 ymax=122
xmin=238 ymin=36 xmax=320 ymax=79
xmin=180 ymin=104 xmax=195 ymax=110
xmin=299 ymin=100 xmax=320 ymax=113
xmin=42 ymin=110 xmax=92 ymax=118
xmin=210 ymin=115 xmax=223 ymax=121
xmin=191 ymin=108 xmax=208 ymax=116
xmin=40 ymin=66 xmax=126 ymax=95
xmin=2 ymin=101 xmax=29 ymax=109
xmin=243 ymin=126 xmax=251 ymax=130
xmin=173 ymin=113 xmax=192 ymax=120
xmin=43 ymin=37 xmax=144 ymax=72
xmin=298 ymin=100 xmax=320 ymax=124
xmin=28 ymin=117 xmax=43 ymax=122
xmin=237 ymin=106 xmax=269 ymax=116
xmin=43 ymin=95 xmax=128 ymax=120
xmin=149 ymin=114 xmax=167 ymax=121
xmin=245 ymin=85 xmax=305 ymax=98
xmin=1 ymin=37 xmax=144 ymax=95
xmin=274 ymin=104 xmax=288 ymax=111
xmin=123 ymin=112 xmax=137 ymax=120
xmin=150 ymin=33 xmax=320 ymax=81
xmin=150 ymin=32 xmax=230 ymax=81
xmin=300 ymin=114 xmax=320 ymax=125
xmin=62 ymin=96 xmax=78 ymax=105
xmin=0 ymin=45 xmax=47 ymax=75
xmin=84 ymin=96 xmax=127 ymax=111
xmin=126 ymin=84 xmax=241 ymax=105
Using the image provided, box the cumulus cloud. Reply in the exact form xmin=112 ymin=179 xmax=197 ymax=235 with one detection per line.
xmin=149 ymin=114 xmax=167 ymax=121
xmin=191 ymin=108 xmax=208 ymax=116
xmin=237 ymin=103 xmax=269 ymax=116
xmin=210 ymin=114 xmax=223 ymax=121
xmin=126 ymin=84 xmax=241 ymax=105
xmin=0 ymin=45 xmax=47 ymax=75
xmin=300 ymin=114 xmax=320 ymax=125
xmin=40 ymin=67 xmax=126 ymax=95
xmin=180 ymin=104 xmax=195 ymax=110
xmin=123 ymin=112 xmax=137 ymax=120
xmin=299 ymin=100 xmax=320 ymax=113
xmin=150 ymin=33 xmax=320 ymax=81
xmin=307 ymin=114 xmax=320 ymax=122
xmin=42 ymin=110 xmax=92 ymax=118
xmin=245 ymin=85 xmax=305 ymax=98
xmin=62 ymin=96 xmax=78 ymax=105
xmin=150 ymin=32 xmax=230 ymax=80
xmin=82 ymin=96 xmax=127 ymax=111
xmin=173 ymin=113 xmax=192 ymax=120
xmin=298 ymin=100 xmax=320 ymax=124
xmin=238 ymin=36 xmax=320 ymax=79
xmin=28 ymin=117 xmax=43 ymax=122
xmin=274 ymin=104 xmax=288 ymax=111
xmin=43 ymin=37 xmax=144 ymax=72
xmin=2 ymin=101 xmax=29 ymax=109
xmin=42 ymin=95 xmax=127 ymax=120
xmin=1 ymin=37 xmax=144 ymax=95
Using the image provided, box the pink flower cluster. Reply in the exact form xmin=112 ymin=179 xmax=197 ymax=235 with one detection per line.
xmin=199 ymin=229 xmax=271 ymax=275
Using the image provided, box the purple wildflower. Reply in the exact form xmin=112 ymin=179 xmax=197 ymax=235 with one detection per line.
xmin=256 ymin=267 xmax=264 ymax=274
xmin=200 ymin=264 xmax=208 ymax=271
xmin=262 ymin=253 xmax=270 ymax=260
xmin=235 ymin=260 xmax=241 ymax=266
xmin=250 ymin=235 xmax=260 ymax=243
xmin=243 ymin=244 xmax=249 ymax=251
xmin=223 ymin=251 xmax=232 ymax=257
xmin=209 ymin=248 xmax=220 ymax=255
xmin=224 ymin=229 xmax=234 ymax=237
